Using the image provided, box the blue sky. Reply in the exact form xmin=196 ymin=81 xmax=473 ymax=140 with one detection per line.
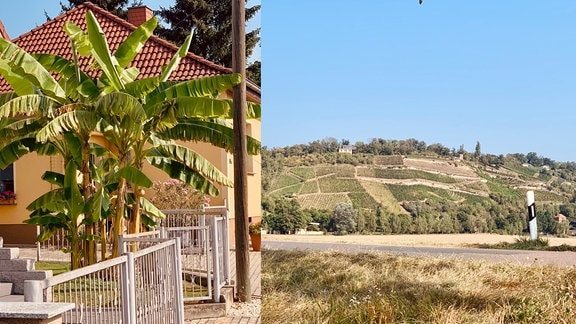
xmin=264 ymin=1 xmax=576 ymax=162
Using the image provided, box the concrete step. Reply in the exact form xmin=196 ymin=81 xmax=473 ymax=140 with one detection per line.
xmin=0 ymin=247 xmax=20 ymax=260
xmin=0 ymin=294 xmax=24 ymax=302
xmin=0 ymin=282 xmax=12 ymax=297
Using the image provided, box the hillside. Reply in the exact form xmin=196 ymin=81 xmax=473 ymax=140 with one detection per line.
xmin=264 ymin=154 xmax=571 ymax=216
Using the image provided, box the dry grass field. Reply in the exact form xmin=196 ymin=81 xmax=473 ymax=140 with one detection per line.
xmin=262 ymin=248 xmax=576 ymax=323
xmin=263 ymin=233 xmax=576 ymax=248
xmin=263 ymin=234 xmax=576 ymax=323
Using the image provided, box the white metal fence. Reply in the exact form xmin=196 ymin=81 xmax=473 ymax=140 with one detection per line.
xmin=24 ymin=239 xmax=184 ymax=324
xmin=160 ymin=207 xmax=230 ymax=303
xmin=34 ymin=206 xmax=231 ymax=304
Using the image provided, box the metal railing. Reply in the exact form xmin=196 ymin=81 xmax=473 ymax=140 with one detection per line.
xmin=34 ymin=206 xmax=231 ymax=303
xmin=161 ymin=207 xmax=230 ymax=302
xmin=24 ymin=239 xmax=184 ymax=324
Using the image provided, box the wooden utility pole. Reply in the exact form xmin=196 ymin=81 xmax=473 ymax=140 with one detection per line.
xmin=232 ymin=0 xmax=251 ymax=302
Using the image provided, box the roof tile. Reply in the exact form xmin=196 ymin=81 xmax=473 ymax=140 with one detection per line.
xmin=0 ymin=2 xmax=260 ymax=99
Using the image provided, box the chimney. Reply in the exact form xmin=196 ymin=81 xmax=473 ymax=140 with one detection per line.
xmin=0 ymin=20 xmax=9 ymax=40
xmin=127 ymin=6 xmax=154 ymax=26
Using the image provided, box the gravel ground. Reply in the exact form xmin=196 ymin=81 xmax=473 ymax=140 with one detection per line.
xmin=227 ymin=297 xmax=261 ymax=317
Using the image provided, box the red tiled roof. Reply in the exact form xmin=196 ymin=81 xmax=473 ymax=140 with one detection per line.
xmin=0 ymin=20 xmax=8 ymax=40
xmin=0 ymin=2 xmax=260 ymax=99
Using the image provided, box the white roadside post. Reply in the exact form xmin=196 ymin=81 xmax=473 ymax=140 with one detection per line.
xmin=526 ymin=190 xmax=538 ymax=240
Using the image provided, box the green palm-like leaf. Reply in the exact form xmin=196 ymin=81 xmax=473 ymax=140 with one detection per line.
xmin=85 ymin=185 xmax=111 ymax=223
xmin=0 ymin=92 xmax=17 ymax=105
xmin=160 ymin=30 xmax=193 ymax=82
xmin=26 ymin=188 xmax=65 ymax=212
xmin=0 ymin=61 xmax=35 ymax=96
xmin=0 ymin=95 xmax=60 ymax=119
xmin=115 ymin=17 xmax=158 ymax=68
xmin=124 ymin=77 xmax=160 ymax=99
xmin=33 ymin=53 xmax=94 ymax=101
xmin=0 ymin=38 xmax=66 ymax=100
xmin=147 ymin=74 xmax=242 ymax=107
xmin=37 ymin=110 xmax=99 ymax=143
xmin=41 ymin=171 xmax=65 ymax=187
xmin=0 ymin=118 xmax=42 ymax=146
xmin=64 ymin=161 xmax=84 ymax=218
xmin=115 ymin=166 xmax=153 ymax=188
xmin=148 ymin=139 xmax=233 ymax=187
xmin=0 ymin=141 xmax=31 ymax=169
xmin=140 ymin=196 xmax=165 ymax=220
xmin=224 ymin=100 xmax=261 ymax=119
xmin=96 ymin=92 xmax=146 ymax=123
xmin=147 ymin=97 xmax=232 ymax=120
xmin=85 ymin=11 xmax=124 ymax=90
xmin=63 ymin=21 xmax=92 ymax=56
xmin=158 ymin=119 xmax=261 ymax=155
xmin=146 ymin=156 xmax=220 ymax=196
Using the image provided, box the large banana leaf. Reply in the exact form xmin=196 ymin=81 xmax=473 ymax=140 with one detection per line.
xmin=224 ymin=100 xmax=261 ymax=119
xmin=33 ymin=53 xmax=94 ymax=101
xmin=0 ymin=38 xmax=66 ymax=101
xmin=140 ymin=196 xmax=165 ymax=220
xmin=147 ymin=74 xmax=242 ymax=107
xmin=148 ymin=139 xmax=233 ymax=187
xmin=0 ymin=118 xmax=42 ymax=146
xmin=0 ymin=92 xmax=17 ymax=105
xmin=146 ymin=97 xmax=233 ymax=120
xmin=96 ymin=92 xmax=146 ymax=123
xmin=0 ymin=141 xmax=31 ymax=169
xmin=36 ymin=110 xmax=99 ymax=143
xmin=64 ymin=161 xmax=84 ymax=219
xmin=63 ymin=21 xmax=92 ymax=57
xmin=124 ymin=77 xmax=160 ymax=99
xmin=85 ymin=185 xmax=111 ymax=223
xmin=114 ymin=166 xmax=153 ymax=188
xmin=115 ymin=17 xmax=158 ymax=68
xmin=25 ymin=188 xmax=65 ymax=212
xmin=160 ymin=30 xmax=193 ymax=82
xmin=34 ymin=133 xmax=83 ymax=165
xmin=0 ymin=95 xmax=60 ymax=119
xmin=0 ymin=61 xmax=35 ymax=96
xmin=85 ymin=11 xmax=124 ymax=90
xmin=157 ymin=119 xmax=261 ymax=155
xmin=41 ymin=171 xmax=65 ymax=187
xmin=146 ymin=156 xmax=220 ymax=196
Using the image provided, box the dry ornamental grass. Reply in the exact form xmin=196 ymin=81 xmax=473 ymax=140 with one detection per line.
xmin=262 ymin=249 xmax=576 ymax=323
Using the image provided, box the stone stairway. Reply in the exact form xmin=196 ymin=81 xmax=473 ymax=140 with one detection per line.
xmin=0 ymin=237 xmax=52 ymax=302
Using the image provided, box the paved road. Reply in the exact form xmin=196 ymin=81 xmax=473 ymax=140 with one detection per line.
xmin=264 ymin=241 xmax=576 ymax=266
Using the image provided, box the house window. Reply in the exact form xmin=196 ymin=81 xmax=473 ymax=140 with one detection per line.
xmin=0 ymin=164 xmax=14 ymax=193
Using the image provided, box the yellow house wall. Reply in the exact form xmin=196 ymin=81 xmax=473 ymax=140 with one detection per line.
xmin=0 ymin=153 xmax=53 ymax=244
xmin=0 ymin=153 xmax=52 ymax=224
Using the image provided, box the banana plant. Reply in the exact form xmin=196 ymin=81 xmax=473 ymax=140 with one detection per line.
xmin=63 ymin=11 xmax=261 ymax=254
xmin=0 ymin=9 xmax=262 ymax=260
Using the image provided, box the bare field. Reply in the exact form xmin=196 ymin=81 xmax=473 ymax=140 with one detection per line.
xmin=404 ymin=157 xmax=478 ymax=178
xmin=264 ymin=233 xmax=576 ymax=248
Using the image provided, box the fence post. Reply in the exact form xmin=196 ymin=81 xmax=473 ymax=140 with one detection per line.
xmin=36 ymin=226 xmax=41 ymax=262
xmin=211 ymin=216 xmax=221 ymax=302
xmin=173 ymin=237 xmax=185 ymax=324
xmin=200 ymin=210 xmax=206 ymax=251
xmin=222 ymin=209 xmax=231 ymax=285
xmin=121 ymin=253 xmax=136 ymax=324
xmin=24 ymin=280 xmax=44 ymax=302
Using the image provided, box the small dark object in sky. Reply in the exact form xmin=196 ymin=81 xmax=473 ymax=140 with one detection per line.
xmin=419 ymin=0 xmax=423 ymax=4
